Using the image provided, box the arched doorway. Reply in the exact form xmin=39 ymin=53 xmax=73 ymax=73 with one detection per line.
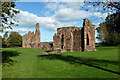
xmin=61 ymin=34 xmax=64 ymax=49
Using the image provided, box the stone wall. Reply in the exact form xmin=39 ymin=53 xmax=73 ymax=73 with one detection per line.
xmin=83 ymin=18 xmax=96 ymax=51
xmin=53 ymin=27 xmax=82 ymax=52
xmin=22 ymin=18 xmax=96 ymax=52
xmin=22 ymin=23 xmax=51 ymax=49
xmin=53 ymin=18 xmax=96 ymax=52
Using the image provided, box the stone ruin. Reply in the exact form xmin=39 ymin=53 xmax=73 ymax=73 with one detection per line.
xmin=22 ymin=18 xmax=96 ymax=53
xmin=22 ymin=23 xmax=51 ymax=49
xmin=53 ymin=18 xmax=96 ymax=52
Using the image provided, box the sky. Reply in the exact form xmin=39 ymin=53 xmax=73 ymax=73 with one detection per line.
xmin=0 ymin=1 xmax=111 ymax=42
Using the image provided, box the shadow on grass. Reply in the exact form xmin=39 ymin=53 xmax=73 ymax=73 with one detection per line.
xmin=38 ymin=54 xmax=120 ymax=75
xmin=45 ymin=50 xmax=52 ymax=53
xmin=2 ymin=51 xmax=21 ymax=66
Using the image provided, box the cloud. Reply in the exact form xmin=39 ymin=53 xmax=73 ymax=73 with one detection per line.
xmin=13 ymin=2 xmax=110 ymax=32
xmin=14 ymin=9 xmax=60 ymax=31
xmin=45 ymin=2 xmax=58 ymax=11
xmin=4 ymin=27 xmax=32 ymax=33
xmin=17 ymin=0 xmax=88 ymax=2
xmin=14 ymin=8 xmax=82 ymax=31
xmin=66 ymin=2 xmax=84 ymax=9
xmin=58 ymin=4 xmax=67 ymax=9
xmin=45 ymin=2 xmax=109 ymax=22
xmin=44 ymin=11 xmax=51 ymax=16
xmin=94 ymin=12 xmax=109 ymax=19
xmin=52 ymin=8 xmax=93 ymax=22
xmin=46 ymin=2 xmax=85 ymax=10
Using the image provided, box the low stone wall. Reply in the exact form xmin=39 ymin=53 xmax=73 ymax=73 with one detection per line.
xmin=29 ymin=42 xmax=51 ymax=49
xmin=38 ymin=43 xmax=51 ymax=49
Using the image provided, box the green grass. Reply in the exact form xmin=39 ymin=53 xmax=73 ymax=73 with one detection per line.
xmin=2 ymin=46 xmax=119 ymax=78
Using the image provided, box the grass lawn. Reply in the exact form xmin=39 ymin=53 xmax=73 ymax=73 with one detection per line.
xmin=2 ymin=46 xmax=119 ymax=78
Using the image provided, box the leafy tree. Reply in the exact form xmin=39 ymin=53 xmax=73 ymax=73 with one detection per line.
xmin=105 ymin=12 xmax=120 ymax=33
xmin=96 ymin=22 xmax=109 ymax=43
xmin=2 ymin=38 xmax=7 ymax=48
xmin=107 ymin=31 xmax=120 ymax=46
xmin=0 ymin=2 xmax=20 ymax=32
xmin=0 ymin=36 xmax=7 ymax=48
xmin=0 ymin=36 xmax=2 ymax=48
xmin=3 ymin=31 xmax=8 ymax=40
xmin=84 ymin=1 xmax=120 ymax=13
xmin=7 ymin=32 xmax=22 ymax=47
xmin=96 ymin=12 xmax=120 ymax=46
xmin=83 ymin=1 xmax=120 ymax=46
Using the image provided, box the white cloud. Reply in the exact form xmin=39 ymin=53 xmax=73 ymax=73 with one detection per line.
xmin=52 ymin=8 xmax=93 ymax=22
xmin=44 ymin=11 xmax=51 ymax=16
xmin=13 ymin=2 xmax=110 ymax=32
xmin=13 ymin=9 xmax=82 ymax=31
xmin=94 ymin=12 xmax=110 ymax=19
xmin=66 ymin=2 xmax=84 ymax=9
xmin=14 ymin=10 xmax=39 ymax=27
xmin=46 ymin=2 xmax=85 ymax=11
xmin=17 ymin=0 xmax=90 ymax=2
xmin=14 ymin=9 xmax=61 ymax=31
xmin=58 ymin=4 xmax=67 ymax=9
xmin=102 ymin=13 xmax=109 ymax=19
xmin=94 ymin=12 xmax=102 ymax=18
xmin=45 ymin=2 xmax=58 ymax=11
xmin=45 ymin=2 xmax=108 ymax=22
xmin=4 ymin=27 xmax=32 ymax=33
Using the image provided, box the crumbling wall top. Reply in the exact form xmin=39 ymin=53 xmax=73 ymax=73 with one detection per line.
xmin=36 ymin=23 xmax=40 ymax=30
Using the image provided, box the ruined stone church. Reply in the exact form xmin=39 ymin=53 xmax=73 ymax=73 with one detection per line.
xmin=22 ymin=23 xmax=51 ymax=49
xmin=22 ymin=18 xmax=96 ymax=52
xmin=53 ymin=18 xmax=96 ymax=52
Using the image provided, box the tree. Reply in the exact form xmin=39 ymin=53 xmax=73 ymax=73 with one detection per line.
xmin=2 ymin=38 xmax=7 ymax=48
xmin=96 ymin=22 xmax=109 ymax=43
xmin=96 ymin=13 xmax=120 ymax=46
xmin=0 ymin=2 xmax=20 ymax=32
xmin=105 ymin=12 xmax=120 ymax=33
xmin=0 ymin=36 xmax=1 ymax=42
xmin=7 ymin=32 xmax=22 ymax=47
xmin=0 ymin=35 xmax=7 ymax=48
xmin=83 ymin=1 xmax=120 ymax=46
xmin=84 ymin=1 xmax=120 ymax=13
xmin=3 ymin=31 xmax=8 ymax=40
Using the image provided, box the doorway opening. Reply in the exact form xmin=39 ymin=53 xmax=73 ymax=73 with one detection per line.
xmin=61 ymin=34 xmax=64 ymax=49
xmin=87 ymin=34 xmax=89 ymax=45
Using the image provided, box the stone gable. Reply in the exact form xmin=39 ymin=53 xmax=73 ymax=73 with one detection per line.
xmin=53 ymin=18 xmax=96 ymax=52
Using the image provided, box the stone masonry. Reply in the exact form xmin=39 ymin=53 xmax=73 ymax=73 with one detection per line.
xmin=22 ymin=23 xmax=51 ymax=49
xmin=53 ymin=18 xmax=96 ymax=52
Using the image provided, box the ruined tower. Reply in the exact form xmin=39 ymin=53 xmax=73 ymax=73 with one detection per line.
xmin=22 ymin=23 xmax=40 ymax=48
xmin=22 ymin=23 xmax=51 ymax=49
xmin=35 ymin=23 xmax=40 ymax=43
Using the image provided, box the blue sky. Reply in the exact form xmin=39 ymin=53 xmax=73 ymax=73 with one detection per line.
xmin=0 ymin=2 xmax=110 ymax=42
